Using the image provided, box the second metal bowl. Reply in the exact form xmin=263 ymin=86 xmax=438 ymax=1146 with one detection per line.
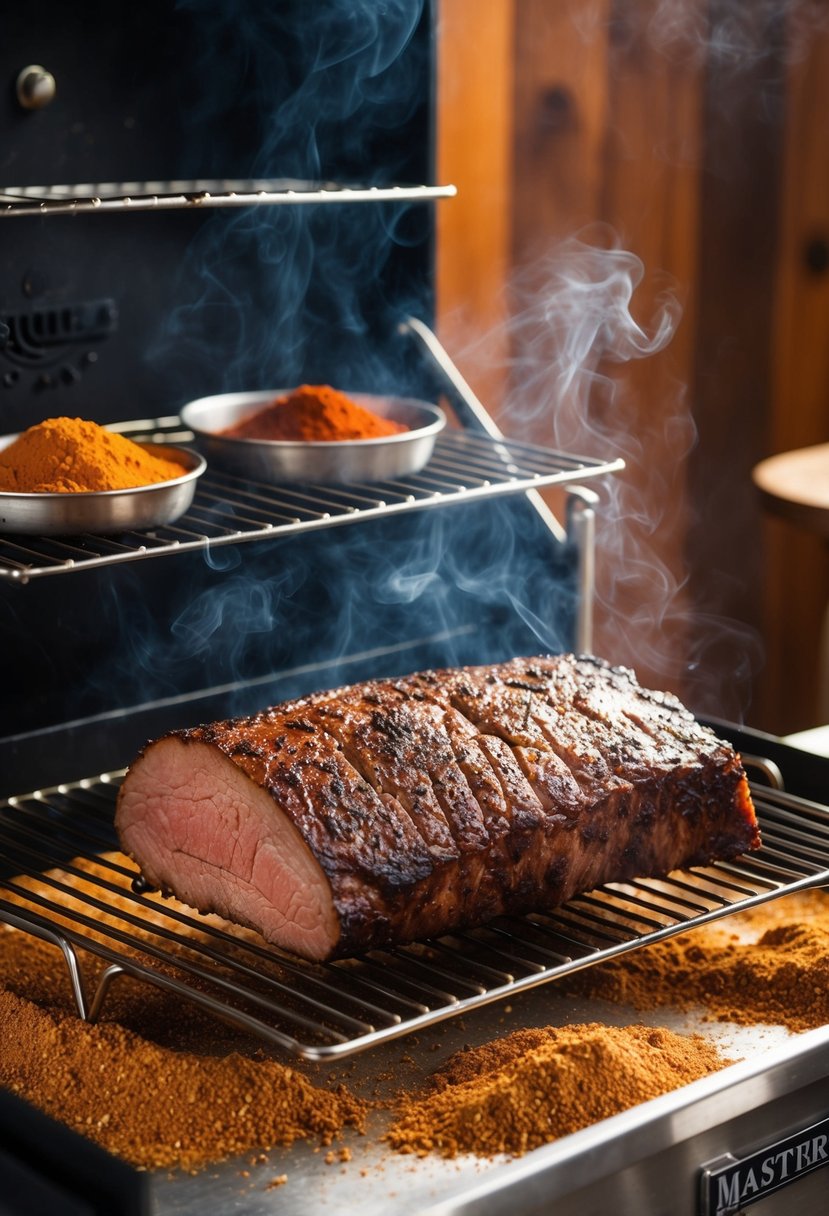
xmin=179 ymin=390 xmax=446 ymax=485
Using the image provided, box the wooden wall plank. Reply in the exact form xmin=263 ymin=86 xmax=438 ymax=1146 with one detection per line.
xmin=435 ymin=0 xmax=515 ymax=416
xmin=594 ymin=0 xmax=704 ymax=703
xmin=512 ymin=0 xmax=611 ymax=258
xmin=506 ymin=0 xmax=613 ymax=529
xmin=687 ymin=6 xmax=788 ymax=729
xmin=508 ymin=0 xmax=703 ymax=702
xmin=436 ymin=1 xmax=829 ymax=732
xmin=763 ymin=20 xmax=829 ymax=730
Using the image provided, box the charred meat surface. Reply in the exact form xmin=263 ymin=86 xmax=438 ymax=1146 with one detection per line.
xmin=115 ymin=655 xmax=760 ymax=961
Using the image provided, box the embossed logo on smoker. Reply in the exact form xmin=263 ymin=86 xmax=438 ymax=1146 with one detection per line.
xmin=700 ymin=1117 xmax=829 ymax=1215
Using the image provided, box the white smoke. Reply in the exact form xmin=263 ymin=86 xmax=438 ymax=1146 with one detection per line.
xmin=501 ymin=230 xmax=679 ymax=451
xmin=442 ymin=226 xmax=762 ymax=717
xmin=624 ymin=0 xmax=828 ymax=69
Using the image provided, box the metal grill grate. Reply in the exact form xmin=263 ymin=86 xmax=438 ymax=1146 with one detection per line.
xmin=1 ymin=762 xmax=827 ymax=1060
xmin=0 ymin=420 xmax=624 ymax=584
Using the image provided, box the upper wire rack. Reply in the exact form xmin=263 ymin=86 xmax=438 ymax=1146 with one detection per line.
xmin=0 ymin=180 xmax=457 ymax=218
xmin=0 ymin=764 xmax=826 ymax=1060
xmin=0 ymin=418 xmax=624 ymax=584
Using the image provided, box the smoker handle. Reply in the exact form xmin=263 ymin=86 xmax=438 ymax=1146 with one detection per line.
xmin=401 ymin=316 xmax=601 ymax=652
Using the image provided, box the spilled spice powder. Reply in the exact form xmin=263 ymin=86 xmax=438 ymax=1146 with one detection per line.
xmin=567 ymin=889 xmax=829 ymax=1033
xmin=385 ymin=1023 xmax=729 ymax=1158
xmin=0 ymin=985 xmax=365 ymax=1171
xmin=0 ymin=892 xmax=366 ymax=1172
xmin=222 ymin=384 xmax=406 ymax=442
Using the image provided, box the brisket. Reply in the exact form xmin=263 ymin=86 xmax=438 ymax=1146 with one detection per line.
xmin=115 ymin=654 xmax=761 ymax=961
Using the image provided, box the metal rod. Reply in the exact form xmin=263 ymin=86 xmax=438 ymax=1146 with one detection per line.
xmin=566 ymin=486 xmax=599 ymax=654
xmin=400 ymin=316 xmax=569 ymax=543
xmin=0 ymin=182 xmax=457 ymax=218
xmin=0 ymin=904 xmax=89 ymax=1019
xmin=742 ymin=754 xmax=785 ymax=791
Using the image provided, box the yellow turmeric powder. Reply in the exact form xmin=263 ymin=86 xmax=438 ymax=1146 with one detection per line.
xmin=0 ymin=417 xmax=187 ymax=493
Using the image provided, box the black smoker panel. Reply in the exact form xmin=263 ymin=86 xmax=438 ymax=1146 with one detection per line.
xmin=0 ymin=0 xmax=437 ymax=427
xmin=0 ymin=1 xmax=588 ymax=797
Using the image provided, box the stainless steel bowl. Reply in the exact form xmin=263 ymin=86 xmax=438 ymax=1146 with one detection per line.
xmin=179 ymin=390 xmax=446 ymax=484
xmin=0 ymin=442 xmax=206 ymax=536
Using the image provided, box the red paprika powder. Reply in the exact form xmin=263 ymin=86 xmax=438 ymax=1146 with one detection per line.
xmin=222 ymin=385 xmax=406 ymax=442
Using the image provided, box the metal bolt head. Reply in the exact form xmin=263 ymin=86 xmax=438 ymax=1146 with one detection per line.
xmin=16 ymin=65 xmax=56 ymax=110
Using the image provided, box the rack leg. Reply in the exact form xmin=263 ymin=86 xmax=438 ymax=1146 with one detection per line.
xmin=566 ymin=486 xmax=598 ymax=655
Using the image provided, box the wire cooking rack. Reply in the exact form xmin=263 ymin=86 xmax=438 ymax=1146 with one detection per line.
xmin=1 ymin=759 xmax=827 ymax=1060
xmin=0 ymin=420 xmax=624 ymax=584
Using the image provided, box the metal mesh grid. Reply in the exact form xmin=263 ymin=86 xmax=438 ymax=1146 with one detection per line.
xmin=1 ymin=762 xmax=826 ymax=1060
xmin=0 ymin=419 xmax=624 ymax=584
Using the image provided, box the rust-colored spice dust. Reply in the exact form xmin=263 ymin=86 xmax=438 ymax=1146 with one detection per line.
xmin=385 ymin=1022 xmax=728 ymax=1157
xmin=566 ymin=887 xmax=829 ymax=1034
xmin=0 ymin=416 xmax=187 ymax=493
xmin=221 ymin=384 xmax=407 ymax=442
xmin=0 ymin=929 xmax=365 ymax=1172
xmin=0 ymin=885 xmax=827 ymax=1171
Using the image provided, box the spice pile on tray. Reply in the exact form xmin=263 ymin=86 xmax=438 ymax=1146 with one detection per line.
xmin=385 ymin=1022 xmax=729 ymax=1158
xmin=221 ymin=383 xmax=407 ymax=441
xmin=0 ymin=416 xmax=187 ymax=493
xmin=0 ymin=920 xmax=366 ymax=1171
xmin=1 ymin=983 xmax=366 ymax=1171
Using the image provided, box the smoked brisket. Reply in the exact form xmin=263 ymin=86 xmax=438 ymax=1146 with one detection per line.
xmin=115 ymin=654 xmax=761 ymax=961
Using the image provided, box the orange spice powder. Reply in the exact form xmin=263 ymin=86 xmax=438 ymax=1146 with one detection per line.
xmin=566 ymin=888 xmax=829 ymax=1033
xmin=2 ymin=878 xmax=825 ymax=1171
xmin=0 ymin=417 xmax=187 ymax=493
xmin=0 ymin=927 xmax=366 ymax=1172
xmin=385 ymin=1022 xmax=730 ymax=1158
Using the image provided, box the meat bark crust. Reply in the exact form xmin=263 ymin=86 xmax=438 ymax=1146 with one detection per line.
xmin=115 ymin=654 xmax=761 ymax=962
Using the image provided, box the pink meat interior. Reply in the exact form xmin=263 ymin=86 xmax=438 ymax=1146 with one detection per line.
xmin=116 ymin=736 xmax=339 ymax=960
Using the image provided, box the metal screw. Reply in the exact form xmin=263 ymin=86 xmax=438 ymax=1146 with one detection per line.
xmin=21 ymin=270 xmax=47 ymax=298
xmin=16 ymin=65 xmax=56 ymax=110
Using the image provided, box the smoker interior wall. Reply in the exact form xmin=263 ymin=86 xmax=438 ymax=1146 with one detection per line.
xmin=0 ymin=1 xmax=436 ymax=432
xmin=0 ymin=499 xmax=579 ymax=798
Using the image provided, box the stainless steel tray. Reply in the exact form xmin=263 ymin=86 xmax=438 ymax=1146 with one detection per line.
xmin=147 ymin=1008 xmax=829 ymax=1216
xmin=1 ymin=760 xmax=826 ymax=1062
